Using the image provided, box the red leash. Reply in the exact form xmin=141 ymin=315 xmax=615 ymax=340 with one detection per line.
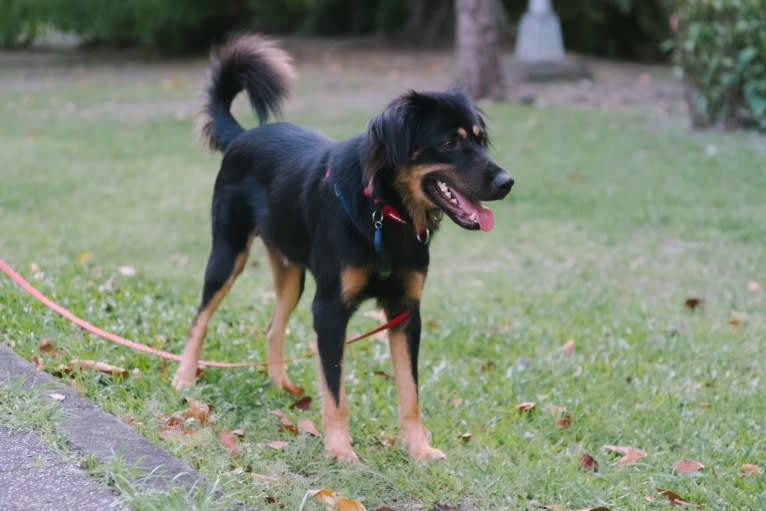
xmin=0 ymin=259 xmax=409 ymax=368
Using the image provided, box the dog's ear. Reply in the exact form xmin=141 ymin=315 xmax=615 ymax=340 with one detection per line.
xmin=364 ymin=96 xmax=415 ymax=190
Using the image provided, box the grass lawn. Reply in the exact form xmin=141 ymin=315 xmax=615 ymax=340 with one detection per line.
xmin=1 ymin=51 xmax=765 ymax=510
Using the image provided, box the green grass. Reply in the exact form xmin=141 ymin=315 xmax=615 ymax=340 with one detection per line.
xmin=1 ymin=55 xmax=765 ymax=510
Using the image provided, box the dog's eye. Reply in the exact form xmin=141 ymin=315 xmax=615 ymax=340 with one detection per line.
xmin=441 ymin=138 xmax=458 ymax=150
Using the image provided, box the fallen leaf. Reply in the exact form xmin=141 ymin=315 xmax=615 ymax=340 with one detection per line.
xmin=684 ymin=297 xmax=703 ymax=310
xmin=740 ymin=463 xmax=760 ymax=477
xmin=376 ymin=431 xmax=395 ymax=447
xmin=298 ymin=419 xmax=321 ymax=437
xmin=572 ymin=508 xmax=610 ymax=511
xmin=310 ymin=488 xmax=337 ymax=505
xmin=39 ymin=338 xmax=63 ymax=358
xmin=603 ymin=444 xmax=646 ymax=464
xmin=515 ymin=401 xmax=537 ymax=412
xmin=72 ymin=359 xmax=129 ymax=377
xmin=747 ymin=281 xmax=761 ymax=292
xmin=267 ymin=440 xmax=289 ymax=450
xmin=457 ymin=432 xmax=473 ymax=441
xmin=231 ymin=428 xmax=245 ymax=438
xmin=30 ymin=356 xmax=43 ymax=370
xmin=290 ymin=396 xmax=312 ymax=411
xmin=270 ymin=409 xmax=298 ymax=435
xmin=656 ymin=488 xmax=701 ymax=508
xmin=560 ymin=339 xmax=575 ymax=355
xmin=181 ymin=398 xmax=211 ymax=424
xmin=219 ymin=430 xmax=241 ymax=456
xmin=426 ymin=319 xmax=440 ymax=328
xmin=673 ymin=459 xmax=704 ymax=474
xmin=580 ymin=453 xmax=599 ymax=472
xmin=555 ymin=413 xmax=573 ymax=429
xmin=264 ymin=496 xmax=276 ymax=504
xmin=49 ymin=393 xmax=66 ymax=401
xmin=373 ymin=370 xmax=393 ymax=380
xmin=336 ymin=496 xmax=367 ymax=511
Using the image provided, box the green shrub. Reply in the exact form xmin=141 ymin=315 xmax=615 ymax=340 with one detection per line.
xmin=671 ymin=0 xmax=766 ymax=130
xmin=0 ymin=0 xmax=44 ymax=48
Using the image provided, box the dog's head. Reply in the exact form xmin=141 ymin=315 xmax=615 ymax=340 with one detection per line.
xmin=365 ymin=90 xmax=513 ymax=232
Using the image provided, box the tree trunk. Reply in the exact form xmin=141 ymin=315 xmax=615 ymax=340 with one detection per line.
xmin=454 ymin=0 xmax=506 ymax=100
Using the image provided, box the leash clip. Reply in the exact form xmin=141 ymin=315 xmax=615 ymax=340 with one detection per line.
xmin=371 ymin=210 xmax=383 ymax=231
xmin=416 ymin=228 xmax=430 ymax=244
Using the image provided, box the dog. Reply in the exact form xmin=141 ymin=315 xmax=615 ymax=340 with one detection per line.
xmin=172 ymin=35 xmax=513 ymax=462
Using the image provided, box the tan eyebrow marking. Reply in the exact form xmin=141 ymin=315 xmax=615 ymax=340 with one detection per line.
xmin=457 ymin=127 xmax=467 ymax=139
xmin=472 ymin=124 xmax=480 ymax=137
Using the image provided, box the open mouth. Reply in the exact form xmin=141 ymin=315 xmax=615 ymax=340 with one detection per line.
xmin=424 ymin=177 xmax=494 ymax=232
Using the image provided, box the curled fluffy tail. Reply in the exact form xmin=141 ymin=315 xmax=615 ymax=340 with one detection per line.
xmin=197 ymin=35 xmax=296 ymax=152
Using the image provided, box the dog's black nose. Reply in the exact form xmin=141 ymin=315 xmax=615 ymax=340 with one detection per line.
xmin=493 ymin=173 xmax=514 ymax=195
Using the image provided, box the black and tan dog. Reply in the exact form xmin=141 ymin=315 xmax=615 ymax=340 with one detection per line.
xmin=172 ymin=35 xmax=513 ymax=462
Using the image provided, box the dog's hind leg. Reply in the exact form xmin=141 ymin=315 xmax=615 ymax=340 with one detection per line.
xmin=264 ymin=244 xmax=305 ymax=396
xmin=172 ymin=229 xmax=254 ymax=389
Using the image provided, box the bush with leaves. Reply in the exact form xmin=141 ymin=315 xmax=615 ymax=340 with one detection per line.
xmin=670 ymin=0 xmax=766 ymax=130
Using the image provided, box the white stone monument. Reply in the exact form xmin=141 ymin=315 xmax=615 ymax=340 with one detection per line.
xmin=512 ymin=0 xmax=588 ymax=81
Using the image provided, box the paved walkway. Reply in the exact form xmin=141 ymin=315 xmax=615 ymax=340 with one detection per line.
xmin=0 ymin=346 xmax=198 ymax=510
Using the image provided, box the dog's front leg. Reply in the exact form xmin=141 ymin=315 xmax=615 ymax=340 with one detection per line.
xmin=386 ymin=301 xmax=446 ymax=461
xmin=312 ymin=298 xmax=358 ymax=463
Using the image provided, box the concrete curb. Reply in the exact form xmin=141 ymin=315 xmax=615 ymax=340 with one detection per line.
xmin=0 ymin=346 xmax=198 ymax=490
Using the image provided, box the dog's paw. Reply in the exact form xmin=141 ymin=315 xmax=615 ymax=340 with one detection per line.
xmin=171 ymin=369 xmax=196 ymax=390
xmin=325 ymin=432 xmax=359 ymax=463
xmin=410 ymin=445 xmax=446 ymax=462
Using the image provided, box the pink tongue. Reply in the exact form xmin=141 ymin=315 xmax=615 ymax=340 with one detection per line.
xmin=449 ymin=186 xmax=494 ymax=232
xmin=477 ymin=205 xmax=494 ymax=232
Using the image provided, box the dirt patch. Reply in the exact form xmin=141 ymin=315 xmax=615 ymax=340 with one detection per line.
xmin=0 ymin=37 xmax=686 ymax=121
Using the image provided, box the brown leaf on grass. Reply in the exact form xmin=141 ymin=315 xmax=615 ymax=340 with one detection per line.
xmin=267 ymin=440 xmax=289 ymax=450
xmin=747 ymin=281 xmax=761 ymax=292
xmin=572 ymin=507 xmax=611 ymax=511
xmin=310 ymin=488 xmax=337 ymax=505
xmin=480 ymin=360 xmax=496 ymax=372
xmin=264 ymin=496 xmax=276 ymax=504
xmin=684 ymin=297 xmax=704 ymax=310
xmin=336 ymin=496 xmax=367 ymax=511
xmin=740 ymin=464 xmax=761 ymax=477
xmin=603 ymin=444 xmax=646 ymax=464
xmin=181 ymin=398 xmax=211 ymax=424
xmin=373 ymin=370 xmax=393 ymax=380
xmin=298 ymin=419 xmax=321 ymax=437
xmin=39 ymin=338 xmax=63 ymax=358
xmin=560 ymin=339 xmax=575 ymax=355
xmin=376 ymin=431 xmax=395 ymax=447
xmin=515 ymin=401 xmax=537 ymax=412
xmin=426 ymin=319 xmax=440 ymax=328
xmin=72 ymin=359 xmax=129 ymax=377
xmin=656 ymin=488 xmax=701 ymax=508
xmin=672 ymin=459 xmax=704 ymax=474
xmin=219 ymin=430 xmax=241 ymax=456
xmin=290 ymin=396 xmax=312 ymax=411
xmin=270 ymin=409 xmax=298 ymax=435
xmin=580 ymin=453 xmax=599 ymax=472
xmin=30 ymin=356 xmax=43 ymax=370
xmin=157 ymin=413 xmax=190 ymax=441
xmin=555 ymin=413 xmax=573 ymax=429
xmin=457 ymin=433 xmax=473 ymax=442
xmin=729 ymin=310 xmax=748 ymax=326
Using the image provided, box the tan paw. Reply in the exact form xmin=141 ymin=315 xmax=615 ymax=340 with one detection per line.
xmin=325 ymin=433 xmax=359 ymax=463
xmin=171 ymin=368 xmax=196 ymax=389
xmin=409 ymin=445 xmax=446 ymax=462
